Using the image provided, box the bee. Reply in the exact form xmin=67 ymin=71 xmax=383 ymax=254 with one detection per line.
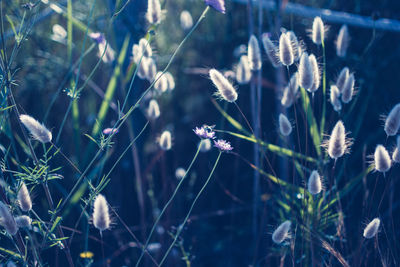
xmin=203 ymin=124 xmax=216 ymax=133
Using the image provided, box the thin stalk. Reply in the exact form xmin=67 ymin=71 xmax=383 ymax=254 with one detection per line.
xmin=320 ymin=41 xmax=326 ymax=137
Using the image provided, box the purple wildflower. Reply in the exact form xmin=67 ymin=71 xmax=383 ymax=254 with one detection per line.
xmin=103 ymin=128 xmax=118 ymax=135
xmin=89 ymin=32 xmax=105 ymax=44
xmin=193 ymin=126 xmax=216 ymax=139
xmin=204 ymin=0 xmax=225 ymax=14
xmin=214 ymin=139 xmax=233 ymax=152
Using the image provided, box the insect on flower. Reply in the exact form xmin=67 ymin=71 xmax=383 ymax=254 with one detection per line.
xmin=193 ymin=125 xmax=216 ymax=139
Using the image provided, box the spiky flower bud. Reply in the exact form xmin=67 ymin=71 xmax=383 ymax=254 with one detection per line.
xmin=209 ymin=69 xmax=238 ymax=102
xmin=279 ymin=32 xmax=294 ymax=66
xmin=336 ymin=67 xmax=349 ymax=93
xmin=146 ymin=0 xmax=162 ymax=25
xmin=374 ymin=145 xmax=391 ymax=173
xmin=248 ymin=35 xmax=262 ymax=71
xmin=15 ymin=215 xmax=32 ymax=229
xmin=236 ymin=55 xmax=252 ymax=84
xmin=363 ymin=218 xmax=380 ymax=239
xmin=328 ymin=120 xmax=346 ymax=160
xmin=330 ymin=85 xmax=342 ymax=112
xmin=159 ymin=130 xmax=172 ymax=151
xmin=336 ymin=25 xmax=350 ymax=58
xmin=272 ymin=220 xmax=291 ymax=244
xmin=20 ymin=114 xmax=52 ymax=143
xmin=298 ymin=53 xmax=314 ymax=91
xmin=311 ymin=16 xmax=325 ymax=45
xmin=308 ymin=170 xmax=322 ymax=195
xmin=93 ymin=194 xmax=111 ymax=232
xmin=384 ymin=103 xmax=400 ymax=136
xmin=0 ymin=201 xmax=18 ymax=235
xmin=17 ymin=182 xmax=32 ymax=212
xmin=341 ymin=73 xmax=355 ymax=103
xmin=147 ymin=99 xmax=160 ymax=120
xmin=180 ymin=10 xmax=193 ymax=30
xmin=279 ymin=114 xmax=292 ymax=136
xmin=308 ymin=54 xmax=320 ymax=93
xmin=261 ymin=33 xmax=280 ymax=67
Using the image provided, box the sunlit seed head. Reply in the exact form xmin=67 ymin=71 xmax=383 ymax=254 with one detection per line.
xmin=209 ymin=69 xmax=238 ymax=102
xmin=374 ymin=145 xmax=391 ymax=173
xmin=236 ymin=55 xmax=252 ymax=84
xmin=336 ymin=25 xmax=350 ymax=58
xmin=279 ymin=32 xmax=294 ymax=66
xmin=248 ymin=35 xmax=262 ymax=71
xmin=393 ymin=136 xmax=400 ymax=163
xmin=287 ymin=31 xmax=300 ymax=61
xmin=180 ymin=10 xmax=193 ymax=30
xmin=146 ymin=58 xmax=157 ymax=82
xmin=308 ymin=170 xmax=322 ymax=195
xmin=138 ymin=38 xmax=152 ymax=58
xmin=175 ymin=167 xmax=186 ymax=179
xmin=336 ymin=67 xmax=349 ymax=92
xmin=384 ymin=103 xmax=400 ymax=136
xmin=308 ymin=54 xmax=320 ymax=93
xmin=279 ymin=114 xmax=292 ymax=136
xmin=20 ymin=114 xmax=52 ymax=143
xmin=146 ymin=0 xmax=162 ymax=24
xmin=312 ymin=16 xmax=325 ymax=45
xmin=199 ymin=139 xmax=212 ymax=152
xmin=0 ymin=201 xmax=18 ymax=235
xmin=341 ymin=73 xmax=355 ymax=104
xmin=298 ymin=53 xmax=314 ymax=91
xmin=363 ymin=218 xmax=380 ymax=239
xmin=281 ymin=73 xmax=299 ymax=108
xmin=328 ymin=120 xmax=346 ymax=160
xmin=147 ymin=99 xmax=160 ymax=120
xmin=272 ymin=220 xmax=291 ymax=244
xmin=159 ymin=130 xmax=172 ymax=151
xmin=15 ymin=215 xmax=32 ymax=229
xmin=17 ymin=182 xmax=32 ymax=212
xmin=132 ymin=44 xmax=142 ymax=64
xmin=261 ymin=33 xmax=281 ymax=67
xmin=137 ymin=57 xmax=150 ymax=79
xmin=164 ymin=72 xmax=175 ymax=91
xmin=93 ymin=194 xmax=111 ymax=232
xmin=154 ymin=72 xmax=169 ymax=93
xmin=97 ymin=42 xmax=115 ymax=63
xmin=330 ymin=85 xmax=342 ymax=112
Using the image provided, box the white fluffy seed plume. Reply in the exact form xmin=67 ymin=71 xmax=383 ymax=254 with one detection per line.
xmin=139 ymin=38 xmax=152 ymax=58
xmin=308 ymin=170 xmax=322 ymax=195
xmin=311 ymin=16 xmax=325 ymax=45
xmin=159 ymin=130 xmax=172 ymax=151
xmin=330 ymin=85 xmax=342 ymax=112
xmin=298 ymin=53 xmax=314 ymax=91
xmin=392 ymin=136 xmax=400 ymax=163
xmin=0 ymin=201 xmax=18 ymax=235
xmin=15 ymin=215 xmax=32 ymax=229
xmin=146 ymin=58 xmax=157 ymax=82
xmin=287 ymin=31 xmax=301 ymax=61
xmin=281 ymin=73 xmax=299 ymax=108
xmin=93 ymin=194 xmax=111 ymax=232
xmin=279 ymin=114 xmax=292 ymax=136
xmin=137 ymin=57 xmax=150 ymax=79
xmin=374 ymin=145 xmax=391 ymax=173
xmin=308 ymin=54 xmax=320 ymax=93
xmin=261 ymin=34 xmax=280 ymax=67
xmin=154 ymin=72 xmax=168 ymax=93
xmin=147 ymin=99 xmax=160 ymax=120
xmin=209 ymin=69 xmax=238 ymax=102
xmin=180 ymin=10 xmax=193 ymax=30
xmin=363 ymin=218 xmax=380 ymax=239
xmin=328 ymin=120 xmax=346 ymax=160
xmin=146 ymin=0 xmax=162 ymax=25
xmin=336 ymin=25 xmax=350 ymax=57
xmin=272 ymin=220 xmax=291 ymax=244
xmin=248 ymin=35 xmax=262 ymax=71
xmin=164 ymin=72 xmax=175 ymax=91
xmin=132 ymin=44 xmax=142 ymax=64
xmin=279 ymin=32 xmax=294 ymax=66
xmin=175 ymin=168 xmax=186 ymax=179
xmin=336 ymin=67 xmax=349 ymax=93
xmin=384 ymin=103 xmax=400 ymax=136
xmin=236 ymin=55 xmax=252 ymax=84
xmin=341 ymin=73 xmax=355 ymax=103
xmin=17 ymin=182 xmax=32 ymax=212
xmin=20 ymin=114 xmax=52 ymax=143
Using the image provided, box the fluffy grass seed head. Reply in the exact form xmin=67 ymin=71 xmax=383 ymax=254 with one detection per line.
xmin=180 ymin=10 xmax=193 ymax=30
xmin=384 ymin=103 xmax=400 ymax=136
xmin=0 ymin=201 xmax=18 ymax=235
xmin=392 ymin=136 xmax=400 ymax=163
xmin=20 ymin=114 xmax=52 ymax=143
xmin=281 ymin=73 xmax=299 ymax=108
xmin=374 ymin=145 xmax=391 ymax=173
xmin=272 ymin=220 xmax=291 ymax=244
xmin=17 ymin=182 xmax=32 ymax=212
xmin=287 ymin=31 xmax=301 ymax=61
xmin=311 ymin=16 xmax=325 ymax=45
xmin=137 ymin=56 xmax=150 ymax=79
xmin=298 ymin=53 xmax=314 ymax=91
xmin=336 ymin=67 xmax=349 ymax=92
xmin=146 ymin=0 xmax=162 ymax=25
xmin=159 ymin=130 xmax=172 ymax=151
xmin=236 ymin=55 xmax=252 ymax=84
xmin=308 ymin=170 xmax=322 ymax=195
xmin=147 ymin=99 xmax=160 ymax=120
xmin=248 ymin=35 xmax=262 ymax=71
xmin=326 ymin=120 xmax=348 ymax=160
xmin=15 ymin=215 xmax=32 ymax=229
xmin=330 ymin=85 xmax=342 ymax=112
xmin=336 ymin=25 xmax=350 ymax=57
xmin=146 ymin=58 xmax=157 ymax=82
xmin=139 ymin=38 xmax=152 ymax=58
xmin=164 ymin=72 xmax=175 ymax=91
xmin=93 ymin=194 xmax=111 ymax=233
xmin=132 ymin=44 xmax=142 ymax=64
xmin=279 ymin=32 xmax=294 ymax=66
xmin=175 ymin=168 xmax=186 ymax=179
xmin=209 ymin=69 xmax=238 ymax=102
xmin=261 ymin=33 xmax=281 ymax=67
xmin=341 ymin=73 xmax=355 ymax=104
xmin=279 ymin=114 xmax=292 ymax=136
xmin=154 ymin=72 xmax=168 ymax=93
xmin=308 ymin=54 xmax=320 ymax=93
xmin=363 ymin=218 xmax=380 ymax=239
